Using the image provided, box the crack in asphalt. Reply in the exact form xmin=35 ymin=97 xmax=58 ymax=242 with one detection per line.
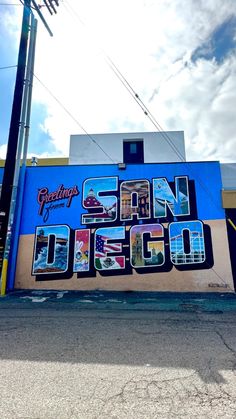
xmin=93 ymin=365 xmax=236 ymax=417
xmin=215 ymin=330 xmax=236 ymax=357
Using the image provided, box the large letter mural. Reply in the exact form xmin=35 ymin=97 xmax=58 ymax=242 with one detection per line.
xmin=120 ymin=179 xmax=150 ymax=220
xmin=169 ymin=220 xmax=206 ymax=264
xmin=153 ymin=176 xmax=190 ymax=218
xmin=82 ymin=177 xmax=118 ymax=224
xmin=73 ymin=229 xmax=90 ymax=272
xmin=94 ymin=226 xmax=125 ymax=270
xmin=32 ymin=225 xmax=70 ymax=275
xmin=29 ymin=165 xmax=229 ymax=291
xmin=130 ymin=224 xmax=165 ymax=268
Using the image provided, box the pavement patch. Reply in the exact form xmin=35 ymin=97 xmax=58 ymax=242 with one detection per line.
xmin=1 ymin=290 xmax=236 ymax=313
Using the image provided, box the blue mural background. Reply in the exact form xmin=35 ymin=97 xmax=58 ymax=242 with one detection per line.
xmin=19 ymin=161 xmax=224 ymax=235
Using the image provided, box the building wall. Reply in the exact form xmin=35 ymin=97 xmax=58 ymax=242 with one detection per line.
xmin=69 ymin=131 xmax=186 ymax=165
xmin=221 ymin=163 xmax=236 ymax=190
xmin=221 ymin=163 xmax=236 ymax=209
xmin=222 ymin=191 xmax=236 ymax=209
xmin=14 ymin=161 xmax=234 ymax=292
xmin=0 ymin=157 xmax=69 ymax=168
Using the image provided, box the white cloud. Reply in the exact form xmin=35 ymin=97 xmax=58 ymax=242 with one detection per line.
xmin=150 ymin=54 xmax=236 ymax=162
xmin=0 ymin=4 xmax=22 ymax=51
xmin=2 ymin=0 xmax=236 ymax=162
xmin=0 ymin=144 xmax=7 ymax=159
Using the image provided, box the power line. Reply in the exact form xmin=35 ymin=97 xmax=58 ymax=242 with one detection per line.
xmin=0 ymin=65 xmax=17 ymax=70
xmin=62 ymin=2 xmax=222 ymax=197
xmin=33 ymin=74 xmax=116 ymax=163
xmin=1 ymin=0 xmax=189 ymax=164
xmin=60 ymin=1 xmax=234 ymax=290
xmin=103 ymin=58 xmax=221 ymax=208
xmin=33 ymin=83 xmax=232 ymax=292
xmin=62 ymin=0 xmax=85 ymax=26
xmin=62 ymin=1 xmax=222 ymax=210
xmin=0 ymin=3 xmax=22 ymax=5
xmin=63 ymin=0 xmax=185 ymax=159
xmin=104 ymin=55 xmax=187 ymax=163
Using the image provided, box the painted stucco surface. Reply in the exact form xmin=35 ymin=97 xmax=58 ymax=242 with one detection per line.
xmin=14 ymin=161 xmax=234 ymax=292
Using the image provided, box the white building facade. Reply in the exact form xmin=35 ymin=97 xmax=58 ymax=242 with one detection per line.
xmin=69 ymin=131 xmax=186 ymax=165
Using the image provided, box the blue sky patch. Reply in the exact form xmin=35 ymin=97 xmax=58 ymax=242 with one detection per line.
xmin=0 ymin=6 xmax=57 ymax=157
xmin=191 ymin=15 xmax=236 ymax=63
xmin=0 ymin=7 xmax=19 ymax=147
xmin=0 ymin=67 xmax=17 ymax=146
xmin=28 ymin=103 xmax=58 ymax=155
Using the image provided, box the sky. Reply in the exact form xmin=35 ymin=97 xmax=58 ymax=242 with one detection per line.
xmin=0 ymin=0 xmax=236 ymax=162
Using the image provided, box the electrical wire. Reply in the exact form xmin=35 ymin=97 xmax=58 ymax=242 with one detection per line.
xmin=62 ymin=0 xmax=222 ymax=212
xmin=103 ymin=56 xmax=225 ymax=218
xmin=34 ymin=78 xmax=232 ymax=290
xmin=33 ymin=74 xmax=116 ymax=163
xmin=105 ymin=56 xmax=185 ymax=160
xmin=0 ymin=3 xmax=21 ymax=4
xmin=63 ymin=0 xmax=184 ymax=159
xmin=61 ymin=1 xmax=235 ymax=291
xmin=0 ymin=65 xmax=17 ymax=70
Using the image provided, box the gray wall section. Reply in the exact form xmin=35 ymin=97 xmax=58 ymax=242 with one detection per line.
xmin=221 ymin=163 xmax=236 ymax=190
xmin=69 ymin=131 xmax=186 ymax=165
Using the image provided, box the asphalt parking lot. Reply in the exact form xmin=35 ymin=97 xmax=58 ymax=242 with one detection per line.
xmin=0 ymin=291 xmax=236 ymax=418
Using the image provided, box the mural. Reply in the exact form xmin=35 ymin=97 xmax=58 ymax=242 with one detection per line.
xmin=31 ymin=174 xmax=210 ymax=276
xmin=14 ymin=162 xmax=235 ymax=292
xmin=95 ymin=227 xmax=125 ymax=270
xmin=73 ymin=229 xmax=90 ymax=272
xmin=169 ymin=221 xmax=205 ymax=264
xmin=37 ymin=184 xmax=79 ymax=222
xmin=82 ymin=177 xmax=118 ymax=224
xmin=130 ymin=224 xmax=164 ymax=268
xmin=153 ymin=176 xmax=190 ymax=218
xmin=32 ymin=225 xmax=69 ymax=275
xmin=120 ymin=180 xmax=150 ymax=220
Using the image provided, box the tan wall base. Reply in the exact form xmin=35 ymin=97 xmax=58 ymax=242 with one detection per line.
xmin=222 ymin=190 xmax=236 ymax=208
xmin=15 ymin=220 xmax=234 ymax=293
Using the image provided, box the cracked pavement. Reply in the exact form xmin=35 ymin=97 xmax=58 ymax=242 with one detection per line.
xmin=0 ymin=305 xmax=236 ymax=418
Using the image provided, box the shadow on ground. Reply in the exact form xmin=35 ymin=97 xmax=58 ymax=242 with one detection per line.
xmin=0 ymin=290 xmax=236 ymax=385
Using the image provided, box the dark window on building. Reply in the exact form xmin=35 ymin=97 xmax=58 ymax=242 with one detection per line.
xmin=123 ymin=140 xmax=144 ymax=163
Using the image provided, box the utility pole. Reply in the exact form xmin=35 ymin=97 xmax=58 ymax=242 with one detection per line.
xmin=0 ymin=1 xmax=31 ymax=275
xmin=0 ymin=0 xmax=60 ymax=292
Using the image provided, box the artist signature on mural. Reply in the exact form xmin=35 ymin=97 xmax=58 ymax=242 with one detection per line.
xmin=37 ymin=184 xmax=79 ymax=222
